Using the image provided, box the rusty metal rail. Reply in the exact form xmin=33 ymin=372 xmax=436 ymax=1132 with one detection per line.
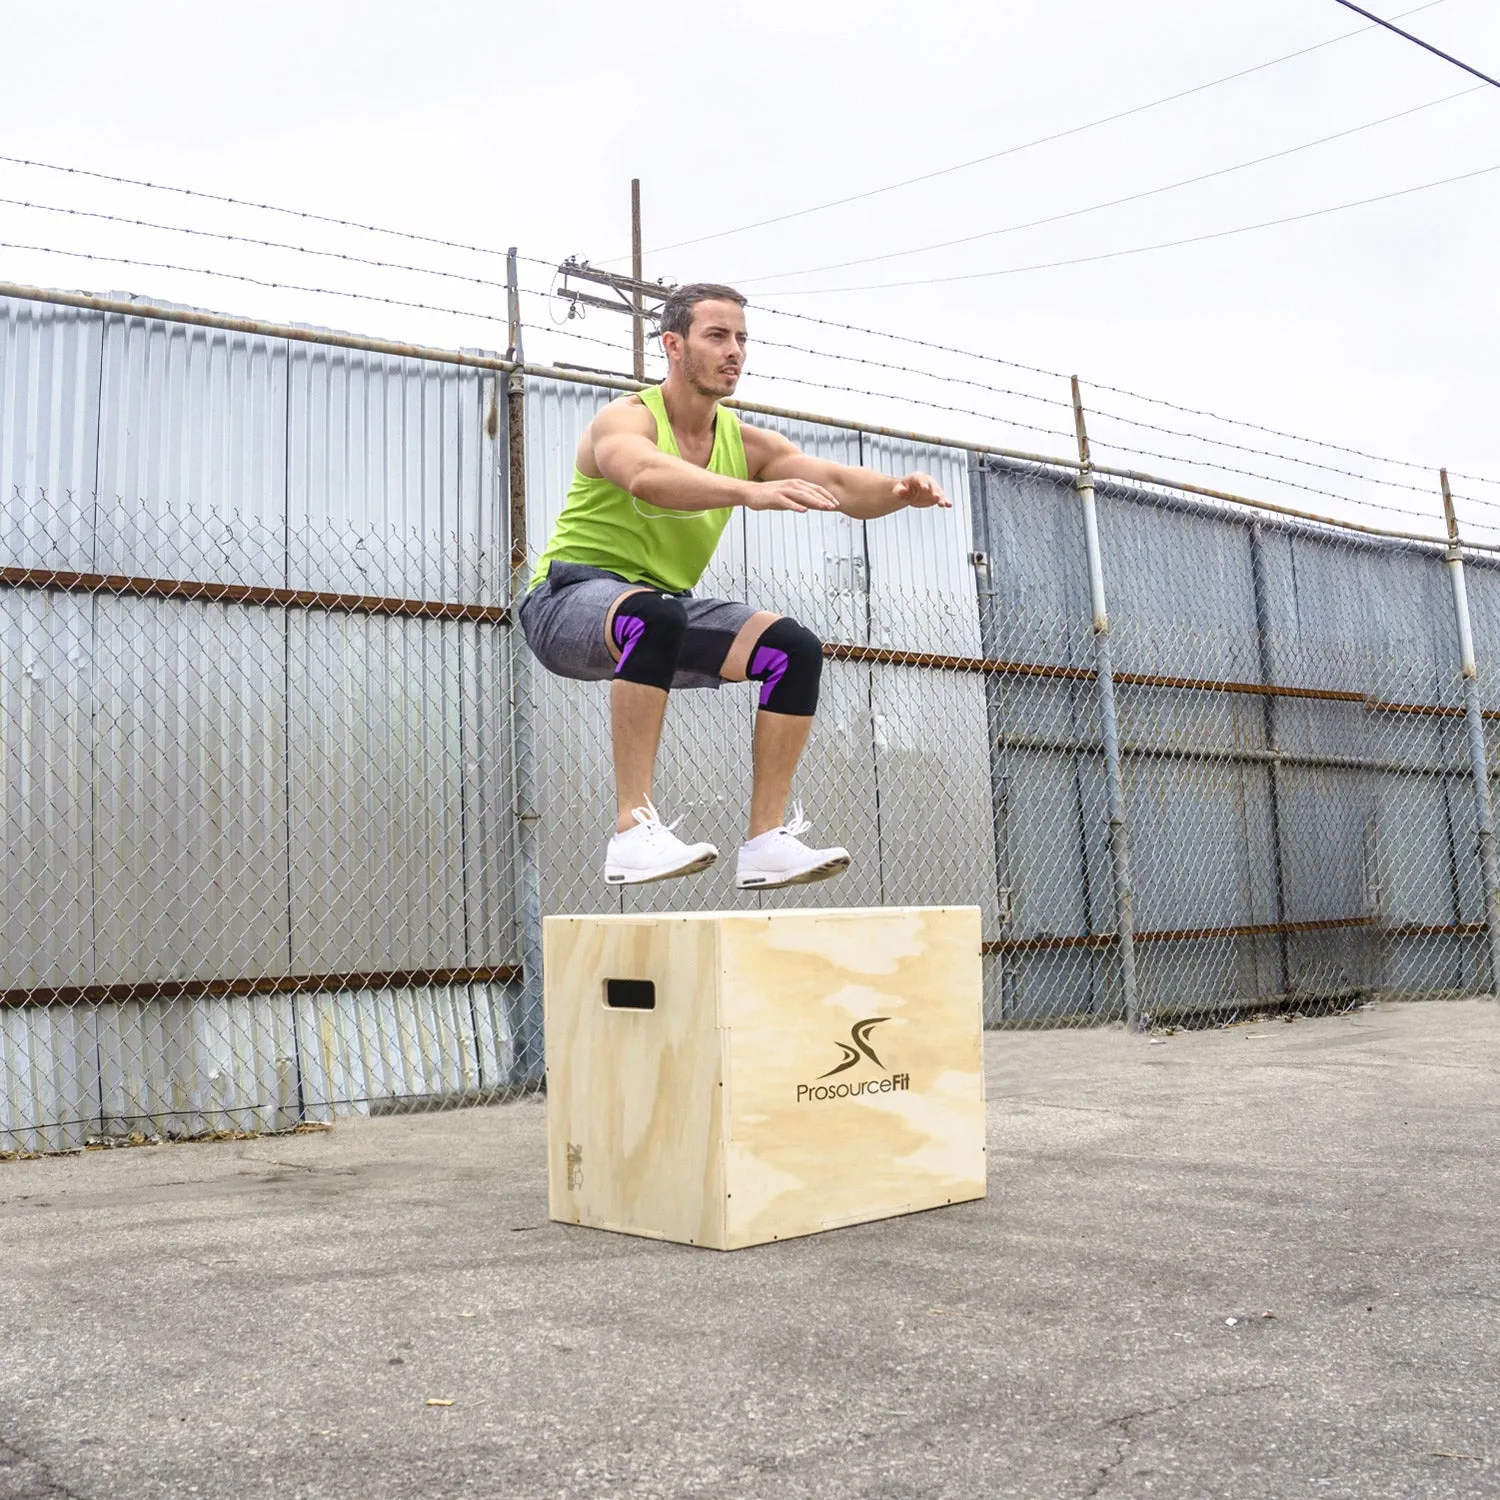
xmin=824 ymin=641 xmax=1490 ymax=720
xmin=1 ymin=965 xmax=523 ymax=1012
xmin=0 ymin=566 xmax=511 ymax=624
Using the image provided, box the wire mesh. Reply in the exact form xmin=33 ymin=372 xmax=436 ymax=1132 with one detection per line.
xmin=4 ymin=300 xmax=1499 ymax=1158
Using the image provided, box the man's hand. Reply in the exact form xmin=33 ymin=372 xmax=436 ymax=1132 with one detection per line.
xmin=893 ymin=473 xmax=950 ymax=509
xmin=745 ymin=478 xmax=841 ymax=513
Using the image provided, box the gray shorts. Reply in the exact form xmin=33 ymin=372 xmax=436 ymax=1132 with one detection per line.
xmin=518 ymin=561 xmax=760 ymax=691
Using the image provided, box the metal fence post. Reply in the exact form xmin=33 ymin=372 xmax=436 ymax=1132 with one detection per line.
xmin=1440 ymin=470 xmax=1500 ymax=1000
xmin=507 ymin=369 xmax=546 ymax=1080
xmin=1071 ymin=379 xmax=1142 ymax=1030
xmin=505 ymin=248 xmax=524 ymax=365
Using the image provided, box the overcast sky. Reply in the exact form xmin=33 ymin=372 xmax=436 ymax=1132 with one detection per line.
xmin=1 ymin=0 xmax=1496 ymax=534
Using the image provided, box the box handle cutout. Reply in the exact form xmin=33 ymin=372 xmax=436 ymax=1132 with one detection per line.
xmin=605 ymin=978 xmax=656 ymax=1011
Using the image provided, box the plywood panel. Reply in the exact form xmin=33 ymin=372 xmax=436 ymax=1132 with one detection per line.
xmin=717 ymin=908 xmax=985 ymax=1248
xmin=544 ymin=915 xmax=727 ymax=1247
xmin=543 ymin=907 xmax=984 ymax=1251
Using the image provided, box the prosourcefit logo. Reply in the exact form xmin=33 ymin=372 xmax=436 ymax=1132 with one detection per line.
xmin=797 ymin=1017 xmax=911 ymax=1103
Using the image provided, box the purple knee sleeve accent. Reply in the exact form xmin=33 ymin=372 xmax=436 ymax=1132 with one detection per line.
xmin=750 ymin=645 xmax=790 ymax=708
xmin=613 ymin=613 xmax=645 ymax=674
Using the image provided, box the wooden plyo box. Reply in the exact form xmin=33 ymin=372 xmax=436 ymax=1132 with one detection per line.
xmin=544 ymin=906 xmax=985 ymax=1251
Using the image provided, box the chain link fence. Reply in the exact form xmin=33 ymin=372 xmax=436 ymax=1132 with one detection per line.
xmin=4 ymin=293 xmax=1498 ymax=1154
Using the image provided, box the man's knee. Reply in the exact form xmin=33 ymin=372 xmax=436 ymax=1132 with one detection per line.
xmin=612 ymin=591 xmax=689 ymax=690
xmin=747 ymin=616 xmax=823 ymax=716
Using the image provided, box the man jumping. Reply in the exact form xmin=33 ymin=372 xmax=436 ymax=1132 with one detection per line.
xmin=519 ymin=282 xmax=949 ymax=889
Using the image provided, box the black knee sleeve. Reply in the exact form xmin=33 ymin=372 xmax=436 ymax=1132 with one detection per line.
xmin=612 ymin=591 xmax=688 ymax=690
xmin=747 ymin=616 xmax=823 ymax=716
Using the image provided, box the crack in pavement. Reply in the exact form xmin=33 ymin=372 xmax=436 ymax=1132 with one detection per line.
xmin=0 ymin=1434 xmax=90 ymax=1500
xmin=1080 ymin=1384 xmax=1275 ymax=1499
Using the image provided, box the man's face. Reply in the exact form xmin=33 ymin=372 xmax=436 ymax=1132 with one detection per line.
xmin=674 ymin=300 xmax=748 ymax=397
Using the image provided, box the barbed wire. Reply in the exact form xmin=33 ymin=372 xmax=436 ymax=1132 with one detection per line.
xmin=0 ymin=228 xmax=1459 ymax=502
xmin=512 ymin=319 xmax=1492 ymax=537
xmin=3 ymin=148 xmax=1489 ymax=490
xmin=515 ymin=316 xmax=1077 ymax=444
xmin=5 ymin=233 xmax=1492 ymax=513
xmin=1082 ymin=403 xmax=1449 ymax=499
xmin=517 ymin=287 xmax=1075 ymax=412
xmin=736 ymin=370 xmax=1077 ymax=447
xmin=1088 ymin=437 xmax=1449 ymax=522
xmin=0 ymin=152 xmax=557 ymax=271
xmin=751 ymin=304 xmax=1498 ymax=487
xmin=0 ymin=240 xmax=514 ymax=330
xmin=0 ymin=196 xmax=517 ymax=296
xmin=464 ymin=305 xmax=1474 ymax=518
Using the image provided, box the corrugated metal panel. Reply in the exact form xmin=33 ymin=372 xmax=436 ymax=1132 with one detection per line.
xmin=862 ymin=435 xmax=980 ymax=656
xmin=520 ymin=379 xmax=617 ymax=921
xmin=1258 ymin=529 xmax=1454 ymax=699
xmin=529 ymin=667 xmax=618 ymax=919
xmin=1 ymin=295 xmax=103 ymax=571
xmin=471 ymin=977 xmax=518 ymax=1089
xmin=288 ymin=345 xmax=493 ymax=603
xmin=1276 ymin=765 xmax=1372 ymax=926
xmin=619 ymin=683 xmax=763 ymax=918
xmin=522 ymin=377 xmax=614 ymax=568
xmin=973 ymin=458 xmax=1114 ymax=1020
xmin=757 ymin=659 xmax=884 ymax=911
xmin=95 ymin=314 xmax=288 ymax=588
xmin=742 ymin=413 xmax=863 ymax=645
xmin=91 ymin=598 xmax=290 ymax=985
xmin=462 ymin=623 xmax=521 ymax=963
xmin=1286 ymin=926 xmax=1377 ymax=999
xmin=1462 ymin=557 xmax=1500 ymax=710
xmin=287 ymin=613 xmax=467 ymax=972
xmin=973 ymin=460 xmax=1092 ymax=669
xmin=0 ymin=1006 xmax=100 ymax=1153
xmin=868 ymin=664 xmax=997 ymax=927
xmin=1095 ymin=483 xmax=1260 ymax=682
xmin=1 ymin=590 xmax=94 ymax=987
xmin=96 ymin=995 xmax=300 ymax=1136
xmin=295 ymin=984 xmax=483 ymax=1111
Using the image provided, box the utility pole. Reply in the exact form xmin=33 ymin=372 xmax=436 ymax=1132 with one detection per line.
xmin=630 ymin=179 xmax=645 ymax=382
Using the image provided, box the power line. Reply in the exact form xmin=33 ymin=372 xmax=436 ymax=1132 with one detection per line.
xmin=738 ymin=86 xmax=1482 ymax=287
xmin=1328 ymin=0 xmax=1500 ymax=88
xmin=0 ymin=152 xmax=556 ymax=270
xmin=631 ymin=0 xmax=1449 ymax=259
xmin=756 ymin=158 xmax=1500 ymax=293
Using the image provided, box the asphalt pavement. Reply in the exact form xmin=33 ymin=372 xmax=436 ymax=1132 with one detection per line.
xmin=2 ymin=999 xmax=1496 ymax=1500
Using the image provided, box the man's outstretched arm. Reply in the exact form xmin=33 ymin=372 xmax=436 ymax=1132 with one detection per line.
xmin=744 ymin=426 xmax=950 ymax=519
xmin=593 ymin=403 xmax=840 ymax=514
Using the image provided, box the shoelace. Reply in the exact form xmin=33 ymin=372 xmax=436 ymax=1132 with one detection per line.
xmin=780 ymin=801 xmax=812 ymax=839
xmin=629 ymin=799 xmax=683 ymax=844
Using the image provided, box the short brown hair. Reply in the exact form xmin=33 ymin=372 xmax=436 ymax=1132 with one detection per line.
xmin=659 ymin=283 xmax=747 ymax=339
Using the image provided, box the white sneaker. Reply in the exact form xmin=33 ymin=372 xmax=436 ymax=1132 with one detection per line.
xmin=605 ymin=800 xmax=718 ymax=885
xmin=735 ymin=802 xmax=851 ymax=889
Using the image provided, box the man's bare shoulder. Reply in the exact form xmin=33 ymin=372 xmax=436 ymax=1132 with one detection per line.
xmin=590 ymin=394 xmax=657 ymax=435
xmin=576 ymin=394 xmax=657 ymax=477
xmin=738 ymin=418 xmax=799 ymax=478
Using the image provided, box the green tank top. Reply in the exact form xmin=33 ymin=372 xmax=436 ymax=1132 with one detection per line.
xmin=529 ymin=384 xmax=745 ymax=594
